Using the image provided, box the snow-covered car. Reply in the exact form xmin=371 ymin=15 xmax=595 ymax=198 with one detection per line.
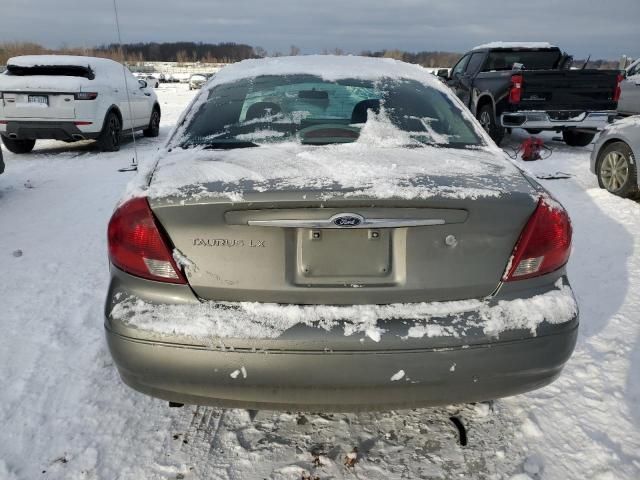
xmin=188 ymin=74 xmax=207 ymax=90
xmin=591 ymin=115 xmax=640 ymax=198
xmin=0 ymin=55 xmax=161 ymax=153
xmin=105 ymin=56 xmax=578 ymax=411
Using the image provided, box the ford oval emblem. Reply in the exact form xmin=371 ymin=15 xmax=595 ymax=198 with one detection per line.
xmin=331 ymin=213 xmax=364 ymax=227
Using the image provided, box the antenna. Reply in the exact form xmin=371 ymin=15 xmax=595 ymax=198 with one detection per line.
xmin=112 ymin=0 xmax=139 ymax=172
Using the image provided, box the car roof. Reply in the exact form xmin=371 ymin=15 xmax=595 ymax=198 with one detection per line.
xmin=7 ymin=55 xmax=124 ymax=72
xmin=471 ymin=42 xmax=558 ymax=51
xmin=202 ymin=55 xmax=445 ymax=90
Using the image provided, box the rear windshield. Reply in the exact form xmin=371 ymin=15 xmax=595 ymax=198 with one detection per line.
xmin=6 ymin=64 xmax=95 ymax=80
xmin=482 ymin=49 xmax=562 ymax=71
xmin=178 ymin=75 xmax=483 ymax=149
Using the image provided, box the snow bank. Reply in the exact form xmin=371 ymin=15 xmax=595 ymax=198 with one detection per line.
xmin=111 ymin=281 xmax=577 ymax=343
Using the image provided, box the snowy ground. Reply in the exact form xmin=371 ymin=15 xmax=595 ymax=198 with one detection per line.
xmin=0 ymin=84 xmax=639 ymax=480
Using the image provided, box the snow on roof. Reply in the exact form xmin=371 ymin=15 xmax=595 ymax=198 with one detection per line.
xmin=472 ymin=42 xmax=558 ymax=51
xmin=209 ymin=55 xmax=445 ymax=89
xmin=7 ymin=55 xmax=122 ymax=71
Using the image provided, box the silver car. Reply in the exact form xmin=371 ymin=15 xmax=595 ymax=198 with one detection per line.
xmin=618 ymin=59 xmax=640 ymax=116
xmin=591 ymin=115 xmax=640 ymax=198
xmin=105 ymin=56 xmax=578 ymax=411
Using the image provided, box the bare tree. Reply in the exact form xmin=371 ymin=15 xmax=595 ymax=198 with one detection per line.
xmin=289 ymin=45 xmax=301 ymax=56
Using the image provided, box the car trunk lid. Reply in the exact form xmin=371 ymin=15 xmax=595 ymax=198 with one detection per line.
xmin=146 ymin=143 xmax=539 ymax=304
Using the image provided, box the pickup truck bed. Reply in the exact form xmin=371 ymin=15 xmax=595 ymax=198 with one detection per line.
xmin=444 ymin=44 xmax=622 ymax=146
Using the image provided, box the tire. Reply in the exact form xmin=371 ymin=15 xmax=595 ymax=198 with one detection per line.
xmin=476 ymin=105 xmax=505 ymax=145
xmin=525 ymin=129 xmax=543 ymax=135
xmin=596 ymin=141 xmax=638 ymax=198
xmin=96 ymin=111 xmax=122 ymax=152
xmin=143 ymin=107 xmax=161 ymax=138
xmin=562 ymin=130 xmax=595 ymax=147
xmin=1 ymin=136 xmax=36 ymax=154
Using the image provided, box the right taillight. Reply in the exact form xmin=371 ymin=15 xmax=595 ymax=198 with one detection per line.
xmin=613 ymin=73 xmax=624 ymax=102
xmin=107 ymin=197 xmax=186 ymax=284
xmin=503 ymin=198 xmax=572 ymax=281
xmin=509 ymin=74 xmax=523 ymax=104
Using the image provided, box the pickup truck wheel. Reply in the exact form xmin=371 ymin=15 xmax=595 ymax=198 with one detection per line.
xmin=562 ymin=130 xmax=595 ymax=147
xmin=96 ymin=112 xmax=122 ymax=152
xmin=596 ymin=141 xmax=638 ymax=198
xmin=477 ymin=105 xmax=504 ymax=145
xmin=143 ymin=108 xmax=161 ymax=138
xmin=1 ymin=137 xmax=36 ymax=154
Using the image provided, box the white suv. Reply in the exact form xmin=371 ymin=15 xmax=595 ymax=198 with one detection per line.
xmin=0 ymin=55 xmax=161 ymax=153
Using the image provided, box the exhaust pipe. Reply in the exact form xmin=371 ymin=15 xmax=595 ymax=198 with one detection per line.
xmin=8 ymin=133 xmax=17 ymax=139
xmin=72 ymin=134 xmax=85 ymax=141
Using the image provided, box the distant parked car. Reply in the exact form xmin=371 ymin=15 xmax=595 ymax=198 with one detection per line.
xmin=0 ymin=55 xmax=161 ymax=153
xmin=617 ymin=59 xmax=640 ymax=116
xmin=189 ymin=74 xmax=207 ymax=90
xmin=440 ymin=42 xmax=622 ymax=146
xmin=105 ymin=55 xmax=578 ymax=412
xmin=143 ymin=75 xmax=160 ymax=88
xmin=591 ymin=116 xmax=640 ymax=198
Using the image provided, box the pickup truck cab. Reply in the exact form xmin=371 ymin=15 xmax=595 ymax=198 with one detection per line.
xmin=440 ymin=42 xmax=622 ymax=146
xmin=0 ymin=55 xmax=161 ymax=153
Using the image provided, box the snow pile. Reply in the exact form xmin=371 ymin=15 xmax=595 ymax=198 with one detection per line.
xmin=111 ymin=281 xmax=577 ymax=342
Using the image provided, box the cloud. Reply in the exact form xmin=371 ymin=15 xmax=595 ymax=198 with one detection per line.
xmin=1 ymin=0 xmax=638 ymax=58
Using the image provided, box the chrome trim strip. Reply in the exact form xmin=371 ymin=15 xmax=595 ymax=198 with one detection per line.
xmin=247 ymin=217 xmax=446 ymax=229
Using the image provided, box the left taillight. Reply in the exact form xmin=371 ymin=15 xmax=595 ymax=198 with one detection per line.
xmin=503 ymin=197 xmax=572 ymax=281
xmin=74 ymin=92 xmax=98 ymax=100
xmin=509 ymin=74 xmax=523 ymax=104
xmin=613 ymin=73 xmax=624 ymax=102
xmin=107 ymin=197 xmax=186 ymax=284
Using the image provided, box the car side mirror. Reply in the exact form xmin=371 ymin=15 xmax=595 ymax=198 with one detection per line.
xmin=138 ymin=79 xmax=147 ymax=89
xmin=437 ymin=69 xmax=449 ymax=80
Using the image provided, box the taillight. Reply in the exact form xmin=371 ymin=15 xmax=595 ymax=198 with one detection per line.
xmin=509 ymin=74 xmax=523 ymax=104
xmin=74 ymin=92 xmax=98 ymax=100
xmin=503 ymin=198 xmax=572 ymax=281
xmin=107 ymin=197 xmax=186 ymax=284
xmin=613 ymin=73 xmax=623 ymax=102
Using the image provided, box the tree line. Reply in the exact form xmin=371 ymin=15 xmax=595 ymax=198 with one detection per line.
xmin=0 ymin=41 xmax=623 ymax=69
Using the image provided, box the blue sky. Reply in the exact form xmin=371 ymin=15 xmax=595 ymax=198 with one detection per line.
xmin=2 ymin=0 xmax=638 ymax=59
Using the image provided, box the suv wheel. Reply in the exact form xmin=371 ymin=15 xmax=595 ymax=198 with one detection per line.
xmin=143 ymin=108 xmax=161 ymax=138
xmin=562 ymin=130 xmax=595 ymax=147
xmin=1 ymin=137 xmax=36 ymax=154
xmin=597 ymin=141 xmax=638 ymax=198
xmin=97 ymin=112 xmax=122 ymax=152
xmin=477 ymin=105 xmax=505 ymax=145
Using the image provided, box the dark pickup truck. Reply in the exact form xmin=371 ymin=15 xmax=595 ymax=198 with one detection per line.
xmin=439 ymin=42 xmax=623 ymax=146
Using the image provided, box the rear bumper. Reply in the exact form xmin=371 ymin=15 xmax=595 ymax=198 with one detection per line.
xmin=106 ymin=323 xmax=578 ymax=411
xmin=501 ymin=110 xmax=616 ymax=131
xmin=0 ymin=120 xmax=100 ymax=141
